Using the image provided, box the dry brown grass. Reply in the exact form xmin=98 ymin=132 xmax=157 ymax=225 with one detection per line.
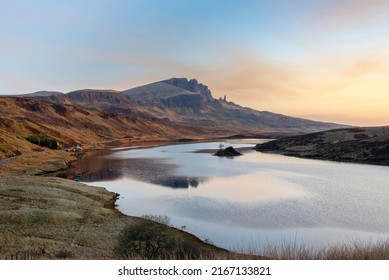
xmin=0 ymin=175 xmax=127 ymax=259
xmin=0 ymin=174 xmax=233 ymax=260
xmin=0 ymin=149 xmax=75 ymax=176
xmin=232 ymin=238 xmax=389 ymax=260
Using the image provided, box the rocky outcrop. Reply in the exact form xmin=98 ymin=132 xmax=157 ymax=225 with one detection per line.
xmin=161 ymin=94 xmax=206 ymax=110
xmin=161 ymin=78 xmax=213 ymax=100
xmin=214 ymin=146 xmax=242 ymax=157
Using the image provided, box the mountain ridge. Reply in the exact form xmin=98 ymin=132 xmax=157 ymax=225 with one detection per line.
xmin=1 ymin=77 xmax=349 ymax=141
xmin=121 ymin=77 xmax=348 ymax=133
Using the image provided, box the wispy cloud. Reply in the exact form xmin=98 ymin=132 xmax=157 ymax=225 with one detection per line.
xmin=196 ymin=52 xmax=299 ymax=101
xmin=342 ymin=58 xmax=389 ymax=79
xmin=310 ymin=0 xmax=389 ymax=31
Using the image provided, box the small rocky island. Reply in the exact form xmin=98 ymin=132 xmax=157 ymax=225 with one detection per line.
xmin=214 ymin=146 xmax=242 ymax=157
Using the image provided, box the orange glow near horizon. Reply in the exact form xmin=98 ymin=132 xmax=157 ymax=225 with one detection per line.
xmin=202 ymin=50 xmax=389 ymax=126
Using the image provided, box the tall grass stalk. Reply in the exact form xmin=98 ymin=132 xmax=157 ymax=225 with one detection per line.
xmin=231 ymin=238 xmax=389 ymax=260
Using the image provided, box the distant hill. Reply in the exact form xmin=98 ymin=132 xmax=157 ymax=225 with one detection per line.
xmin=255 ymin=126 xmax=389 ymax=165
xmin=11 ymin=91 xmax=64 ymax=97
xmin=29 ymin=89 xmax=153 ymax=116
xmin=122 ymin=78 xmax=348 ymax=133
xmin=2 ymin=77 xmax=349 ymax=142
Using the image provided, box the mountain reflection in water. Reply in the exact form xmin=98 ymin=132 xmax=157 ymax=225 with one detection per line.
xmin=59 ymin=149 xmax=207 ymax=189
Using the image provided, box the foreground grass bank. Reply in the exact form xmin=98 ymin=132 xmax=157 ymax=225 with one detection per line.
xmin=0 ymin=175 xmax=240 ymax=259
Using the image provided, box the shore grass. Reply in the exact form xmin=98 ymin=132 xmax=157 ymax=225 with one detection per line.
xmin=231 ymin=238 xmax=389 ymax=260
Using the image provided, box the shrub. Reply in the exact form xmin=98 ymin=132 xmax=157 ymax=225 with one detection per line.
xmin=114 ymin=219 xmax=178 ymax=259
xmin=26 ymin=135 xmax=59 ymax=149
xmin=55 ymin=250 xmax=73 ymax=259
xmin=141 ymin=214 xmax=171 ymax=226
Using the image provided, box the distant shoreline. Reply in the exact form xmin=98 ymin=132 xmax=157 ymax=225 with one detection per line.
xmin=255 ymin=127 xmax=389 ymax=167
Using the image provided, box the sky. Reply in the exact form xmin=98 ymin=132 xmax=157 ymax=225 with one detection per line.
xmin=1 ymin=0 xmax=389 ymax=126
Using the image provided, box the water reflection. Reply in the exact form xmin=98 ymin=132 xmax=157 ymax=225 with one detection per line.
xmin=58 ymin=149 xmax=208 ymax=189
xmin=153 ymin=176 xmax=205 ymax=188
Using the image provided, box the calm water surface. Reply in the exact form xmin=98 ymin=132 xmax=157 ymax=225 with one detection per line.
xmin=73 ymin=140 xmax=389 ymax=251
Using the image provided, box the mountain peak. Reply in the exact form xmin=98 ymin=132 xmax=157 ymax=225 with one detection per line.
xmin=161 ymin=78 xmax=213 ymax=99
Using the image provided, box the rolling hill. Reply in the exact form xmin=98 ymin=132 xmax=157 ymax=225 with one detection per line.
xmin=254 ymin=126 xmax=389 ymax=165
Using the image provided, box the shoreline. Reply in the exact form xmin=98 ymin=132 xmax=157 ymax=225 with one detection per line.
xmin=254 ymin=126 xmax=389 ymax=167
xmin=256 ymin=148 xmax=389 ymax=167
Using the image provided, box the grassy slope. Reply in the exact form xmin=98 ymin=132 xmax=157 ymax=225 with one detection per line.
xmin=0 ymin=175 xmax=122 ymax=259
xmin=255 ymin=126 xmax=389 ymax=165
xmin=0 ymin=97 xmax=209 ymax=159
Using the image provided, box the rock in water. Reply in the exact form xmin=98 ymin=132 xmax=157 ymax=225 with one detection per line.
xmin=214 ymin=146 xmax=242 ymax=157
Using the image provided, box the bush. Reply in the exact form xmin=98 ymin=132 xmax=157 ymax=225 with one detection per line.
xmin=26 ymin=135 xmax=59 ymax=149
xmin=55 ymin=250 xmax=73 ymax=259
xmin=114 ymin=219 xmax=179 ymax=259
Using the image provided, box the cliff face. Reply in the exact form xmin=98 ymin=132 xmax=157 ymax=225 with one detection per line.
xmin=161 ymin=94 xmax=206 ymax=110
xmin=161 ymin=78 xmax=213 ymax=100
xmin=123 ymin=78 xmax=212 ymax=112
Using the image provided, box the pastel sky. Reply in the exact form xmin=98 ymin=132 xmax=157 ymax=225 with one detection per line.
xmin=1 ymin=0 xmax=389 ymax=126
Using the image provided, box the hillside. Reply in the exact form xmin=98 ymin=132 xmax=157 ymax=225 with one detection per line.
xmin=0 ymin=97 xmax=210 ymax=159
xmin=254 ymin=126 xmax=389 ymax=165
xmin=30 ymin=89 xmax=148 ymax=116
